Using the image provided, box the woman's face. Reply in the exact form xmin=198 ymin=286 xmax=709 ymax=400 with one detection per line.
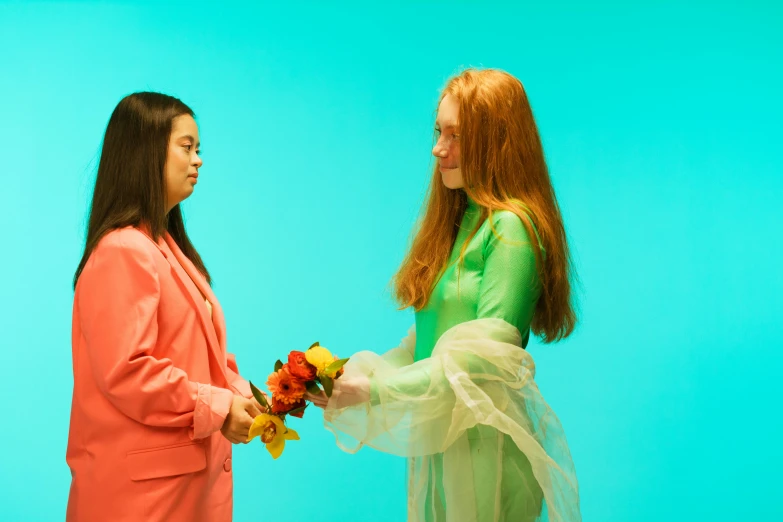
xmin=432 ymin=94 xmax=463 ymax=190
xmin=165 ymin=114 xmax=202 ymax=212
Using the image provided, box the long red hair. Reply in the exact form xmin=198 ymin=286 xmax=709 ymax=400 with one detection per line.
xmin=393 ymin=69 xmax=577 ymax=343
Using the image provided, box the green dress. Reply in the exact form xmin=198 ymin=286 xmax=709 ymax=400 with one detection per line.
xmin=415 ymin=198 xmax=540 ymax=360
xmin=324 ymin=199 xmax=580 ymax=522
xmin=414 ymin=199 xmax=543 ymax=521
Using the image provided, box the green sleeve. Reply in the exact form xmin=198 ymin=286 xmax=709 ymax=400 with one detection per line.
xmin=476 ymin=210 xmax=541 ymax=335
xmin=369 ymin=210 xmax=541 ymax=404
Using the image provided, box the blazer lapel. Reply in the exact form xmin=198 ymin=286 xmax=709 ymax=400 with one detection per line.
xmin=158 ymin=234 xmax=229 ymax=385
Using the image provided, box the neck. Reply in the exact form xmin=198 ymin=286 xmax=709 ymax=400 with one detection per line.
xmin=464 ymin=191 xmax=478 ymax=209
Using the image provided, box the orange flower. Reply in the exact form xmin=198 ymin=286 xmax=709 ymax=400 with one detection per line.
xmin=266 ymin=366 xmax=305 ymax=404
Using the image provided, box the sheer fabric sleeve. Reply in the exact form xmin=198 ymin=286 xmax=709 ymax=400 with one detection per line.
xmin=323 ymin=319 xmax=580 ymax=521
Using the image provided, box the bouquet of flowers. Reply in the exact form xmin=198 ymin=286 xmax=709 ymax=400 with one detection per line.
xmin=247 ymin=342 xmax=348 ymax=459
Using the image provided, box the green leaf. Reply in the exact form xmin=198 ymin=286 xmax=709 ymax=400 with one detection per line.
xmin=325 ymin=357 xmax=350 ymax=375
xmin=249 ymin=381 xmax=269 ymax=410
xmin=321 ymin=375 xmax=334 ymax=397
xmin=308 ymin=342 xmax=320 ymax=350
xmin=286 ymin=405 xmax=307 ymax=416
xmin=305 ymin=380 xmax=322 ymax=395
xmin=274 ymin=359 xmax=283 ymax=372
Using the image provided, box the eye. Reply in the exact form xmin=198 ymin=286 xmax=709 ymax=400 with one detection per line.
xmin=434 ymin=127 xmax=441 ymax=136
xmin=183 ymin=144 xmax=192 ymax=152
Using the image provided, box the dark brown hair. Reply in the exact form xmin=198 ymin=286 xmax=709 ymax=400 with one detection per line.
xmin=74 ymin=92 xmax=210 ymax=287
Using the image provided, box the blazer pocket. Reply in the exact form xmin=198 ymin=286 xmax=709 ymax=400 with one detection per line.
xmin=126 ymin=441 xmax=207 ymax=481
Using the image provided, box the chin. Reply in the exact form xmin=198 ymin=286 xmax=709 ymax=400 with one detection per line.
xmin=179 ymin=187 xmax=195 ymax=202
xmin=441 ymin=171 xmax=464 ymax=190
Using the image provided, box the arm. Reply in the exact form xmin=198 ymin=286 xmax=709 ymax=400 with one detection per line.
xmin=477 ymin=209 xmax=540 ymax=334
xmin=358 ymin=211 xmax=539 ymax=404
xmin=78 ymin=235 xmax=234 ymax=440
xmin=379 ymin=325 xmax=416 ymax=368
xmin=314 ymin=327 xmax=418 ymax=408
xmin=324 ymin=319 xmax=529 ymax=456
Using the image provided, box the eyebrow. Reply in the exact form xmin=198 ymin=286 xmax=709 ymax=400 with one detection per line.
xmin=435 ymin=121 xmax=459 ymax=129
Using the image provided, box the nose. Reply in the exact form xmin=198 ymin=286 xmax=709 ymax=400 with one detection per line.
xmin=193 ymin=152 xmax=203 ymax=168
xmin=432 ymin=137 xmax=447 ymax=158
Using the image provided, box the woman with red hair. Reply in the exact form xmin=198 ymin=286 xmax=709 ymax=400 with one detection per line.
xmin=309 ymin=69 xmax=580 ymax=522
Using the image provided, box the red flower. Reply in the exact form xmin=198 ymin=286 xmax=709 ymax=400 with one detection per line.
xmin=287 ymin=351 xmax=317 ymax=382
xmin=266 ymin=366 xmax=306 ymax=404
xmin=271 ymin=396 xmax=306 ymax=418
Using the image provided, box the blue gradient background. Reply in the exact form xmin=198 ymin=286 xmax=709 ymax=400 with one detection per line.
xmin=1 ymin=1 xmax=781 ymax=520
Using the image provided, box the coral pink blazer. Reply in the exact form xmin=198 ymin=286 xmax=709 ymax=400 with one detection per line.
xmin=66 ymin=227 xmax=251 ymax=522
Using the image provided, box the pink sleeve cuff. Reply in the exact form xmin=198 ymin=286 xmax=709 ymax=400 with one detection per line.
xmin=192 ymin=384 xmax=234 ymax=440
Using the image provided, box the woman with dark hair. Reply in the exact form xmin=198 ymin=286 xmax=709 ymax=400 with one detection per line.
xmin=67 ymin=92 xmax=261 ymax=522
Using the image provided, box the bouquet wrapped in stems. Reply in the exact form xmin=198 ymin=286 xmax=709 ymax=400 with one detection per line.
xmin=247 ymin=342 xmax=348 ymax=458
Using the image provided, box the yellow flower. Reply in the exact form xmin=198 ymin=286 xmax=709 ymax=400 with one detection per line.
xmin=247 ymin=414 xmax=299 ymax=459
xmin=305 ymin=345 xmax=338 ymax=378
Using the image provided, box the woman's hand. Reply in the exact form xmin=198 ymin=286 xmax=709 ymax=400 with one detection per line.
xmin=220 ymin=396 xmax=263 ymax=444
xmin=251 ymin=391 xmax=271 ymax=414
xmin=304 ymin=389 xmax=328 ymax=409
xmin=305 ymin=375 xmax=371 ymax=410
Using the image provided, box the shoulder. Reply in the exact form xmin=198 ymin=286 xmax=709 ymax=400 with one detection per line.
xmin=491 ymin=209 xmax=529 ymax=229
xmin=487 ymin=206 xmax=535 ymax=241
xmin=482 ymin=202 xmax=543 ymax=257
xmin=87 ymin=227 xmax=162 ymax=273
xmin=96 ymin=227 xmax=159 ymax=255
xmin=76 ymin=228 xmax=163 ymax=298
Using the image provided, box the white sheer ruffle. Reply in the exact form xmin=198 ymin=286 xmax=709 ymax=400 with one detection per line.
xmin=323 ymin=318 xmax=580 ymax=522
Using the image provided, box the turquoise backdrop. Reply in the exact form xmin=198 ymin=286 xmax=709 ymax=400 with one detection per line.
xmin=0 ymin=1 xmax=780 ymax=520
